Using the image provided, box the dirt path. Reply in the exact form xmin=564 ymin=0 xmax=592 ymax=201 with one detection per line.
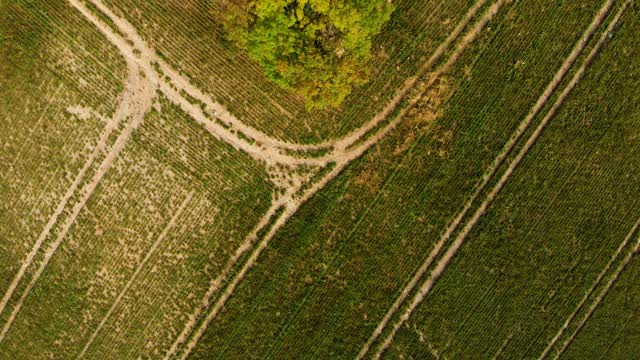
xmin=0 ymin=58 xmax=156 ymax=342
xmin=169 ymin=1 xmax=506 ymax=357
xmin=540 ymin=214 xmax=640 ymax=359
xmin=370 ymin=1 xmax=623 ymax=356
xmin=552 ymin=234 xmax=640 ymax=359
xmin=85 ymin=0 xmax=341 ymax=153
xmin=76 ymin=191 xmax=194 ymax=358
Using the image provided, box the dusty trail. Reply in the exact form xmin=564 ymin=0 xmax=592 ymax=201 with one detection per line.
xmin=85 ymin=0 xmax=320 ymax=152
xmin=327 ymin=0 xmax=491 ymax=151
xmin=0 ymin=59 xmax=153 ymax=337
xmin=539 ymin=214 xmax=640 ymax=359
xmin=169 ymin=1 xmax=504 ymax=357
xmin=552 ymin=234 xmax=640 ymax=359
xmin=0 ymin=59 xmax=155 ymax=342
xmin=76 ymin=191 xmax=194 ymax=359
xmin=370 ymin=1 xmax=624 ymax=356
xmin=74 ymin=0 xmax=328 ymax=168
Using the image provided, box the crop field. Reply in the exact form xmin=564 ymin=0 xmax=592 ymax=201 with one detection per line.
xmin=1 ymin=0 xmax=639 ymax=359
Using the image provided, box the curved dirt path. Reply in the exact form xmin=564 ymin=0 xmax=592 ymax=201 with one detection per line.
xmin=168 ymin=1 xmax=505 ymax=358
xmin=80 ymin=0 xmax=329 ymax=167
xmin=370 ymin=1 xmax=623 ymax=357
xmin=81 ymin=0 xmax=496 ymax=165
xmin=0 ymin=58 xmax=156 ymax=342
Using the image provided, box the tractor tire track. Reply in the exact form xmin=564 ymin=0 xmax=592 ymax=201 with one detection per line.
xmin=77 ymin=191 xmax=194 ymax=359
xmin=552 ymin=235 xmax=640 ymax=359
xmin=370 ymin=1 xmax=624 ymax=356
xmin=0 ymin=59 xmax=155 ymax=342
xmin=0 ymin=58 xmax=153 ymax=339
xmin=164 ymin=190 xmax=295 ymax=359
xmin=539 ymin=213 xmax=640 ymax=359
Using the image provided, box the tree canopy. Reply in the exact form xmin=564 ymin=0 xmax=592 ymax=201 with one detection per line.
xmin=222 ymin=0 xmax=395 ymax=110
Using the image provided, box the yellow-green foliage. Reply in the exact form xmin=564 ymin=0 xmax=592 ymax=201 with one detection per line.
xmin=223 ymin=0 xmax=395 ymax=110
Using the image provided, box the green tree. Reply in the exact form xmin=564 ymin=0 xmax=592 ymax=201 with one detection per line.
xmin=221 ymin=0 xmax=395 ymax=110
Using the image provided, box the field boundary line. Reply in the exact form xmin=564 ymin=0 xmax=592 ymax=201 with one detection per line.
xmin=553 ymin=232 xmax=640 ymax=359
xmin=76 ymin=191 xmax=194 ymax=359
xmin=0 ymin=59 xmax=155 ymax=342
xmin=370 ymin=0 xmax=623 ymax=356
xmin=169 ymin=0 xmax=506 ymax=357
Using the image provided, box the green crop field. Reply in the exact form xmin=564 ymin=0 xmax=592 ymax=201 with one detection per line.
xmin=1 ymin=0 xmax=638 ymax=359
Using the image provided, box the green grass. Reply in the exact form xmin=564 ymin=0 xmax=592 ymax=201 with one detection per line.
xmin=184 ymin=1 xmax=610 ymax=358
xmin=386 ymin=7 xmax=640 ymax=359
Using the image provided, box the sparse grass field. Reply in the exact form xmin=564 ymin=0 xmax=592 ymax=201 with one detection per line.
xmin=1 ymin=0 xmax=639 ymax=359
xmin=1 ymin=0 xmax=126 ymax=314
